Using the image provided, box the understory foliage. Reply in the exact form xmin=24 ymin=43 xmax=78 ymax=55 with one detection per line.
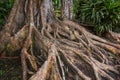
xmin=0 ymin=0 xmax=14 ymax=30
xmin=53 ymin=0 xmax=61 ymax=17
xmin=74 ymin=0 xmax=120 ymax=33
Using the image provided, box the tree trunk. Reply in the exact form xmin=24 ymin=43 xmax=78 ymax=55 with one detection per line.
xmin=0 ymin=0 xmax=120 ymax=80
xmin=40 ymin=0 xmax=53 ymax=27
xmin=61 ymin=0 xmax=73 ymax=20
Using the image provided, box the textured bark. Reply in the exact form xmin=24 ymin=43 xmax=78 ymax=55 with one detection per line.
xmin=40 ymin=0 xmax=53 ymax=27
xmin=61 ymin=0 xmax=73 ymax=20
xmin=0 ymin=0 xmax=120 ymax=80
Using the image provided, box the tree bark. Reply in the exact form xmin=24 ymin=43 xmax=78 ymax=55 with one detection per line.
xmin=61 ymin=0 xmax=73 ymax=20
xmin=40 ymin=0 xmax=53 ymax=27
xmin=0 ymin=0 xmax=120 ymax=80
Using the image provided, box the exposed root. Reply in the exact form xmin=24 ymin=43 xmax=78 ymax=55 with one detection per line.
xmin=27 ymin=19 xmax=120 ymax=80
xmin=29 ymin=44 xmax=56 ymax=80
xmin=1 ymin=19 xmax=120 ymax=80
xmin=0 ymin=0 xmax=120 ymax=80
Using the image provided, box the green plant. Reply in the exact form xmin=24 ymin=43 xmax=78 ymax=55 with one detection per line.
xmin=0 ymin=70 xmax=4 ymax=77
xmin=0 ymin=0 xmax=14 ymax=30
xmin=75 ymin=0 xmax=120 ymax=33
xmin=53 ymin=0 xmax=61 ymax=17
xmin=73 ymin=0 xmax=87 ymax=18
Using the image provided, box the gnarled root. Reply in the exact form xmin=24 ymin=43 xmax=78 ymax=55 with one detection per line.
xmin=27 ymin=20 xmax=120 ymax=80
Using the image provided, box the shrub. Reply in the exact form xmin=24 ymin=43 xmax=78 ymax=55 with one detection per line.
xmin=74 ymin=0 xmax=120 ymax=33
